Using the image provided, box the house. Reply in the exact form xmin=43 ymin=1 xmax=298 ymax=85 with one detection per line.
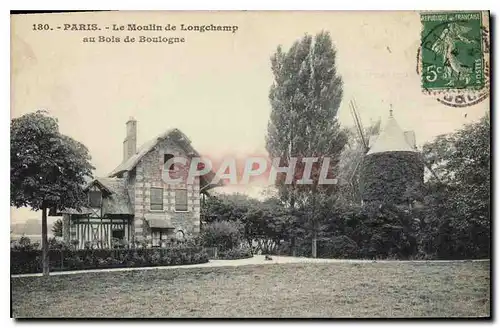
xmin=61 ymin=117 xmax=218 ymax=249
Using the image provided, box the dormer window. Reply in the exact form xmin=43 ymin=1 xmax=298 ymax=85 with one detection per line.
xmin=164 ymin=153 xmax=175 ymax=171
xmin=88 ymin=190 xmax=102 ymax=208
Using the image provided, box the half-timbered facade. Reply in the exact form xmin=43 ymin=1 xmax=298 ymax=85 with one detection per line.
xmin=61 ymin=118 xmax=217 ymax=248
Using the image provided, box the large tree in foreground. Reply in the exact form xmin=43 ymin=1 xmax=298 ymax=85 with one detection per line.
xmin=266 ymin=31 xmax=348 ymax=257
xmin=11 ymin=110 xmax=94 ymax=276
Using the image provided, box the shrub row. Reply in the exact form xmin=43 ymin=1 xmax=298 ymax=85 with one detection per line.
xmin=11 ymin=245 xmax=209 ymax=274
xmin=218 ymin=246 xmax=253 ymax=260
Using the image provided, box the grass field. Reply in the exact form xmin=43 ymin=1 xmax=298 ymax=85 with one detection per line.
xmin=11 ymin=261 xmax=490 ymax=318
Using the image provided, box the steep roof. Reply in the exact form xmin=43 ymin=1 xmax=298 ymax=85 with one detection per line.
xmin=59 ymin=177 xmax=133 ymax=215
xmin=109 ymin=128 xmax=196 ymax=177
xmin=93 ymin=177 xmax=133 ymax=215
xmin=108 ymin=128 xmax=219 ymax=192
xmin=367 ymin=112 xmax=416 ymax=155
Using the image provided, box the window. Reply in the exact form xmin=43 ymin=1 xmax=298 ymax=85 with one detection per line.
xmin=152 ymin=228 xmax=170 ymax=247
xmin=164 ymin=153 xmax=175 ymax=171
xmin=175 ymin=189 xmax=188 ymax=211
xmin=112 ymin=229 xmax=125 ymax=240
xmin=88 ymin=190 xmax=102 ymax=208
xmin=150 ymin=188 xmax=164 ymax=211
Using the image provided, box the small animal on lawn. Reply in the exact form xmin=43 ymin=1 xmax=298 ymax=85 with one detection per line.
xmin=265 ymin=255 xmax=273 ymax=261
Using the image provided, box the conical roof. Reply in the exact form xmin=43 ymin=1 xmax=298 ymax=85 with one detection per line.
xmin=367 ymin=111 xmax=416 ymax=155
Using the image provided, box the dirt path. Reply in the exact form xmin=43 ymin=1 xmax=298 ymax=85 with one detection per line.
xmin=11 ymin=255 xmax=489 ymax=278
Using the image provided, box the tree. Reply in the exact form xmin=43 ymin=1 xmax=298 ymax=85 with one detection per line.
xmin=51 ymin=218 xmax=63 ymax=237
xmin=11 ymin=110 xmax=94 ymax=276
xmin=200 ymin=221 xmax=243 ymax=251
xmin=423 ymin=113 xmax=490 ymax=219
xmin=266 ymin=31 xmax=348 ymax=257
xmin=201 ymin=193 xmax=294 ymax=253
xmin=420 ymin=113 xmax=490 ymax=259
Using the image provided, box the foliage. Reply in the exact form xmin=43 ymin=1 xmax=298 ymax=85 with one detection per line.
xmin=10 ymin=110 xmax=94 ymax=275
xmin=218 ymin=245 xmax=253 ymax=260
xmin=200 ymin=115 xmax=489 ymax=261
xmin=52 ymin=219 xmax=63 ymax=237
xmin=287 ymin=202 xmax=419 ymax=259
xmin=419 ymin=114 xmax=490 ymax=259
xmin=266 ymin=31 xmax=348 ymax=207
xmin=200 ymin=221 xmax=243 ymax=251
xmin=360 ymin=151 xmax=424 ymax=204
xmin=11 ymin=244 xmax=209 ymax=274
xmin=10 ymin=110 xmax=94 ymax=211
xmin=10 ymin=236 xmax=40 ymax=251
xmin=202 ymin=193 xmax=294 ymax=249
xmin=266 ymin=32 xmax=348 ymax=257
xmin=317 ymin=235 xmax=359 ymax=259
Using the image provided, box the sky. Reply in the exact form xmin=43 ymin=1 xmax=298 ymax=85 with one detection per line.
xmin=11 ymin=11 xmax=489 ymax=223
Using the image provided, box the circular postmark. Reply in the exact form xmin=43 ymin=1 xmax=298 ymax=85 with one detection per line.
xmin=417 ymin=13 xmax=490 ymax=108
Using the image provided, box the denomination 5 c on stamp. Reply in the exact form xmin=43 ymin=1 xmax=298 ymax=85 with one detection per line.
xmin=418 ymin=11 xmax=489 ymax=107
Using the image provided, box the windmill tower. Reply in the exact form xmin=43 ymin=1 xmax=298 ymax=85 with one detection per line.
xmin=358 ymin=106 xmax=424 ymax=206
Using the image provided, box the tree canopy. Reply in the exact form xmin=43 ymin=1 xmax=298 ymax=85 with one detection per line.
xmin=11 ymin=110 xmax=94 ymax=211
xmin=266 ymin=31 xmax=348 ymax=207
xmin=419 ymin=113 xmax=490 ymax=259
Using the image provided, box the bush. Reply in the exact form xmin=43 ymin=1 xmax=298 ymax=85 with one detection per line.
xmin=200 ymin=221 xmax=242 ymax=251
xmin=317 ymin=235 xmax=359 ymax=259
xmin=10 ymin=245 xmax=209 ymax=274
xmin=218 ymin=246 xmax=253 ymax=260
xmin=421 ymin=216 xmax=490 ymax=260
xmin=335 ymin=203 xmax=418 ymax=259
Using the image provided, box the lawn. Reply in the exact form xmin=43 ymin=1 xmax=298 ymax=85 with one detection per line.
xmin=11 ymin=261 xmax=490 ymax=318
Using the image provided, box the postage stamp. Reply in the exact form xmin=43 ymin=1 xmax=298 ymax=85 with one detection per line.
xmin=418 ymin=11 xmax=490 ymax=107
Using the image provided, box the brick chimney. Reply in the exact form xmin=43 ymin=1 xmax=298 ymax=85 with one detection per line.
xmin=123 ymin=117 xmax=137 ymax=161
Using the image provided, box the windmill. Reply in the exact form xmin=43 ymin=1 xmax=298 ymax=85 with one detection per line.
xmin=349 ymin=100 xmax=445 ymax=207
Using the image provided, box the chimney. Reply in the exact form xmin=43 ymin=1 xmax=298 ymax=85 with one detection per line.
xmin=404 ymin=130 xmax=417 ymax=150
xmin=123 ymin=117 xmax=137 ymax=161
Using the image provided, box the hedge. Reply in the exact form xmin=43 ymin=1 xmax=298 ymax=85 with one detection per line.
xmin=218 ymin=246 xmax=253 ymax=260
xmin=11 ymin=246 xmax=209 ymax=274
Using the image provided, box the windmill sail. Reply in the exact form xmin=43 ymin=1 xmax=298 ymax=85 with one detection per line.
xmin=348 ymin=99 xmax=370 ymax=188
xmin=349 ymin=99 xmax=369 ymax=153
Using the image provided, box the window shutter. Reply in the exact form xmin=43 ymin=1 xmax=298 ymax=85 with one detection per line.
xmin=175 ymin=189 xmax=188 ymax=211
xmin=150 ymin=188 xmax=164 ymax=211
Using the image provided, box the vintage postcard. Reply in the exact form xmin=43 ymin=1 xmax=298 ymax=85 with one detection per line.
xmin=10 ymin=10 xmax=490 ymax=319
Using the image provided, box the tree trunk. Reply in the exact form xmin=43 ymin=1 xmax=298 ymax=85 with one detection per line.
xmin=311 ymin=191 xmax=317 ymax=258
xmin=41 ymin=206 xmax=50 ymax=276
xmin=312 ymin=229 xmax=317 ymax=258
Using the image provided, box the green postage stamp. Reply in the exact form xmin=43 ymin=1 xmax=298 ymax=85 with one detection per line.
xmin=420 ymin=12 xmax=485 ymax=92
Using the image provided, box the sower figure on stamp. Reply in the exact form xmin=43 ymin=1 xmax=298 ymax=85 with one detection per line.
xmin=431 ymin=22 xmax=476 ymax=86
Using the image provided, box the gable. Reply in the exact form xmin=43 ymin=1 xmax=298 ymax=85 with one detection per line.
xmin=109 ymin=128 xmax=197 ymax=177
xmin=108 ymin=128 xmax=219 ymax=192
xmin=58 ymin=177 xmax=133 ymax=215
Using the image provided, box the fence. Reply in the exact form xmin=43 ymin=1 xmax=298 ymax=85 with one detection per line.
xmin=203 ymin=247 xmax=218 ymax=259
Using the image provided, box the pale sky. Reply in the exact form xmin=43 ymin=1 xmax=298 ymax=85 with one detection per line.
xmin=11 ymin=11 xmax=489 ymax=223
